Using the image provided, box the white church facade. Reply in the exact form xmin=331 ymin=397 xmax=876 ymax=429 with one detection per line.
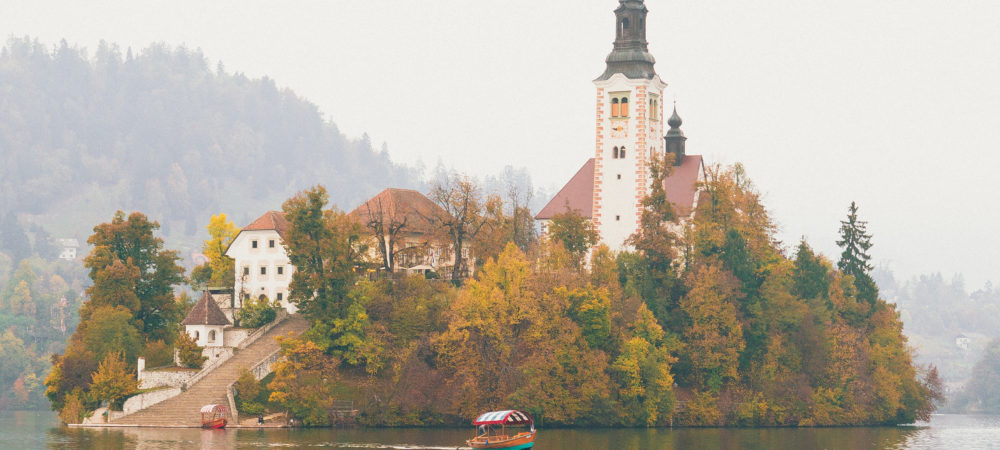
xmin=536 ymin=0 xmax=704 ymax=248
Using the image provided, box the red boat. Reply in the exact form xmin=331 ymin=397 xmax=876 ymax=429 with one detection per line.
xmin=200 ymin=404 xmax=228 ymax=429
xmin=467 ymin=410 xmax=535 ymax=449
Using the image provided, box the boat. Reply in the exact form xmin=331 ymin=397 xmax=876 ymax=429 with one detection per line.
xmin=466 ymin=409 xmax=535 ymax=449
xmin=200 ymin=404 xmax=228 ymax=429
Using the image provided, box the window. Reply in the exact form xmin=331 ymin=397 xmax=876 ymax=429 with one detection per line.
xmin=251 ymin=240 xmax=258 ymax=249
xmin=194 ymin=330 xmax=200 ymax=340
xmin=277 ymin=292 xmax=283 ymax=301
xmin=620 ymin=98 xmax=629 ymax=117
xmin=617 ymin=174 xmax=622 ymax=180
xmin=243 ymin=293 xmax=250 ymax=301
xmin=615 ymin=215 xmax=621 ymax=221
xmin=260 ymin=267 xmax=267 ymax=275
xmin=620 ymin=147 xmax=626 ymax=158
xmin=611 ymin=98 xmax=620 ymax=118
xmin=613 ymin=146 xmax=619 ymax=159
xmin=259 ymin=294 xmax=266 ymax=301
xmin=208 ymin=330 xmax=216 ymax=342
xmin=269 ymin=239 xmax=275 ymax=248
xmin=277 ymin=266 xmax=284 ymax=275
xmin=622 ymin=18 xmax=630 ymax=29
xmin=243 ymin=266 xmax=250 ymax=276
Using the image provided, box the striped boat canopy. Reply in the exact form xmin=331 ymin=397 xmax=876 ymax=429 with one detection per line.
xmin=473 ymin=410 xmax=533 ymax=426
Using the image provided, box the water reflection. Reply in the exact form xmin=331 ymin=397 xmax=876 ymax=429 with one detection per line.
xmin=11 ymin=413 xmax=1000 ymax=449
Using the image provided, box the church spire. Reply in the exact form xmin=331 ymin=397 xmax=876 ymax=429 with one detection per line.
xmin=665 ymin=103 xmax=686 ymax=166
xmin=597 ymin=0 xmax=657 ymax=81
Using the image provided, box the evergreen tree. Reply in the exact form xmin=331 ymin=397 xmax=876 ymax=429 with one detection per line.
xmin=836 ymin=202 xmax=877 ymax=304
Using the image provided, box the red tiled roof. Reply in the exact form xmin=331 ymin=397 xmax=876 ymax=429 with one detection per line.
xmin=534 ymin=155 xmax=703 ymax=220
xmin=347 ymin=188 xmax=448 ymax=235
xmin=181 ymin=291 xmax=232 ymax=326
xmin=663 ymin=155 xmax=704 ymax=218
xmin=243 ymin=211 xmax=289 ymax=238
xmin=535 ymin=159 xmax=595 ymax=220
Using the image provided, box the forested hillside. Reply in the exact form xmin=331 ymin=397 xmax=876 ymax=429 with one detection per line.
xmin=0 ymin=37 xmax=421 ymax=240
xmin=0 ymin=36 xmax=424 ymax=409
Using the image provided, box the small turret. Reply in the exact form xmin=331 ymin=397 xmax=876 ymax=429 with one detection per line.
xmin=664 ymin=103 xmax=687 ymax=166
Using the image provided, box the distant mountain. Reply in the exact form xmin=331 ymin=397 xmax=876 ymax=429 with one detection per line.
xmin=0 ymin=37 xmax=423 ymax=239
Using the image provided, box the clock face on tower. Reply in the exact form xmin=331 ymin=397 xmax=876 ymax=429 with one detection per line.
xmin=610 ymin=121 xmax=628 ymax=139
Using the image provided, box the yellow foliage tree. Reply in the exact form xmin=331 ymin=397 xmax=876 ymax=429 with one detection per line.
xmin=90 ymin=351 xmax=138 ymax=413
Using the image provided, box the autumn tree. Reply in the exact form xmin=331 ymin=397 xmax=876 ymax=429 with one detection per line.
xmin=677 ymin=263 xmax=744 ymax=392
xmin=283 ymin=186 xmax=378 ymax=368
xmin=428 ymin=173 xmax=492 ymax=282
xmin=191 ymin=213 xmax=240 ymax=288
xmin=547 ymin=208 xmax=598 ymax=269
xmin=175 ymin=330 xmax=206 ymax=369
xmin=358 ymin=193 xmax=411 ymax=273
xmin=82 ymin=211 xmax=185 ymax=342
xmin=836 ymin=201 xmax=877 ymax=304
xmin=268 ymin=336 xmax=340 ymax=426
xmin=90 ymin=351 xmax=137 ymax=413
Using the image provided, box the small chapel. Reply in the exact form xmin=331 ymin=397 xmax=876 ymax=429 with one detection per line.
xmin=536 ymin=0 xmax=704 ymax=249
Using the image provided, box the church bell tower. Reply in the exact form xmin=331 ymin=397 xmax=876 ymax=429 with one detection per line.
xmin=592 ymin=0 xmax=666 ymax=249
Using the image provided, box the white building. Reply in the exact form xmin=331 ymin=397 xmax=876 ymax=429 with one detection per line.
xmin=535 ymin=0 xmax=703 ymax=249
xmin=181 ymin=291 xmax=231 ymax=347
xmin=224 ymin=211 xmax=296 ymax=313
xmin=57 ymin=238 xmax=79 ymax=260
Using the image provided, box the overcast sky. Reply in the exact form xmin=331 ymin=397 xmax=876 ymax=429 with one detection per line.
xmin=4 ymin=0 xmax=999 ymax=289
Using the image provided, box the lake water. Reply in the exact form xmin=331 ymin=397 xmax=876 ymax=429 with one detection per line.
xmin=3 ymin=411 xmax=998 ymax=449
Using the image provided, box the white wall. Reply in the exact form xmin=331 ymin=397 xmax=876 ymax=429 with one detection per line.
xmin=226 ymin=229 xmax=296 ymax=313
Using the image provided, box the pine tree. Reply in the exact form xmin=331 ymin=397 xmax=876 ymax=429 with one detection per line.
xmin=836 ymin=202 xmax=877 ymax=304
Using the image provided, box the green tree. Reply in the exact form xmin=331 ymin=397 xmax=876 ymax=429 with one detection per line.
xmin=236 ymin=295 xmax=277 ymax=328
xmin=268 ymin=336 xmax=339 ymax=426
xmin=283 ymin=186 xmax=376 ymax=367
xmin=792 ymin=238 xmax=831 ymax=300
xmin=175 ymin=330 xmax=206 ymax=369
xmin=83 ymin=211 xmax=185 ymax=341
xmin=78 ymin=305 xmax=143 ymax=364
xmin=547 ymin=208 xmax=598 ymax=268
xmin=90 ymin=351 xmax=137 ymax=413
xmin=836 ymin=202 xmax=877 ymax=304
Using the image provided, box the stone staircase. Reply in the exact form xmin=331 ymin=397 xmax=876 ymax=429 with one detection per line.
xmin=113 ymin=314 xmax=309 ymax=427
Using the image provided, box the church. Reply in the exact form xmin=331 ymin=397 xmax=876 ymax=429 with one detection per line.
xmin=536 ymin=0 xmax=704 ymax=249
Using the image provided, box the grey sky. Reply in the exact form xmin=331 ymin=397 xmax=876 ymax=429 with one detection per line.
xmin=4 ymin=0 xmax=999 ymax=289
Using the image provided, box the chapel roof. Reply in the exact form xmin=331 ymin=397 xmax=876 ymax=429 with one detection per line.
xmin=347 ymin=188 xmax=447 ymax=235
xmin=534 ymin=159 xmax=595 ymax=220
xmin=534 ymin=155 xmax=703 ymax=221
xmin=182 ymin=290 xmax=232 ymax=327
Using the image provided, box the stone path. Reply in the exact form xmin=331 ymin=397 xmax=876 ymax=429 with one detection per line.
xmin=113 ymin=315 xmax=309 ymax=427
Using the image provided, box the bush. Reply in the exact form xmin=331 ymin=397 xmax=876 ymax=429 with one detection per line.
xmin=175 ymin=331 xmax=207 ymax=369
xmin=143 ymin=340 xmax=174 ymax=368
xmin=238 ymin=296 xmax=277 ymax=328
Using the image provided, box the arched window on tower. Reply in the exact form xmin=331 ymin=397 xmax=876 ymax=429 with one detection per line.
xmin=621 ymin=98 xmax=629 ymax=117
xmin=622 ymin=18 xmax=630 ymax=29
xmin=611 ymin=98 xmax=620 ymax=118
xmin=613 ymin=146 xmax=619 ymax=159
xmin=620 ymin=146 xmax=626 ymax=158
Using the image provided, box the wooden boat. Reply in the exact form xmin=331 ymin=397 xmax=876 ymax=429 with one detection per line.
xmin=467 ymin=410 xmax=535 ymax=449
xmin=200 ymin=404 xmax=228 ymax=429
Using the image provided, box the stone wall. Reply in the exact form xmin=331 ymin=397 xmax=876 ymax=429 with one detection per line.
xmin=224 ymin=328 xmax=251 ymax=348
xmin=121 ymin=387 xmax=181 ymax=415
xmin=138 ymin=367 xmax=198 ymax=390
xmin=202 ymin=346 xmax=235 ymax=365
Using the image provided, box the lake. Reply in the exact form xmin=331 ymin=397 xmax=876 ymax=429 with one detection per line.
xmin=2 ymin=411 xmax=997 ymax=449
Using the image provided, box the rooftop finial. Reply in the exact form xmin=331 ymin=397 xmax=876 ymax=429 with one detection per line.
xmin=668 ymin=102 xmax=683 ymax=129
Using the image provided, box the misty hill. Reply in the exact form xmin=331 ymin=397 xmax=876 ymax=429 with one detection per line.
xmin=0 ymin=37 xmax=422 ymax=241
